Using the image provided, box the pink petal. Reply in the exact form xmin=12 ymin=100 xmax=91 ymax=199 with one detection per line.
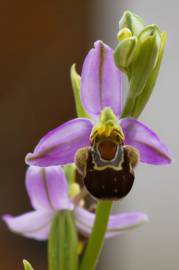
xmin=81 ymin=41 xmax=122 ymax=119
xmin=120 ymin=118 xmax=172 ymax=165
xmin=25 ymin=118 xmax=92 ymax=166
xmin=74 ymin=207 xmax=148 ymax=238
xmin=26 ymin=166 xmax=73 ymax=211
xmin=2 ymin=210 xmax=53 ymax=241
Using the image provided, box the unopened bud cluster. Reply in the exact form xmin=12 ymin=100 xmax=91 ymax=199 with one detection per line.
xmin=114 ymin=11 xmax=166 ymax=117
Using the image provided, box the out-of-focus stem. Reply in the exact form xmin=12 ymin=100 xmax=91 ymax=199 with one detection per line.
xmin=79 ymin=201 xmax=112 ymax=270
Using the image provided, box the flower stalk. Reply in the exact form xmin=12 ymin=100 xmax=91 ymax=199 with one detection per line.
xmin=79 ymin=201 xmax=112 ymax=270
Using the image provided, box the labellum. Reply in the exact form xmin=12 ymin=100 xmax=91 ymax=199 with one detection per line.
xmin=75 ymin=126 xmax=139 ymax=201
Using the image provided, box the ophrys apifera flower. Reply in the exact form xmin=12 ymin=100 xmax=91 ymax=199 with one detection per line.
xmin=25 ymin=41 xmax=172 ymax=200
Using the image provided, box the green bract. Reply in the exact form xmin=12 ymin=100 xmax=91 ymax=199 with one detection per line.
xmin=114 ymin=11 xmax=166 ymax=118
xmin=70 ymin=64 xmax=89 ymax=118
xmin=48 ymin=211 xmax=78 ymax=270
xmin=23 ymin=260 xmax=34 ymax=270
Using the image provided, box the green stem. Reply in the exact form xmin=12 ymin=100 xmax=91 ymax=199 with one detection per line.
xmin=79 ymin=201 xmax=112 ymax=270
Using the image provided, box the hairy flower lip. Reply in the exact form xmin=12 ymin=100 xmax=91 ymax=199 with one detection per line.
xmin=25 ymin=40 xmax=172 ymax=167
xmin=3 ymin=166 xmax=148 ymax=240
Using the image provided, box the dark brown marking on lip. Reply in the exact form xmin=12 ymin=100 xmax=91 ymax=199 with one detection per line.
xmin=83 ymin=147 xmax=134 ymax=200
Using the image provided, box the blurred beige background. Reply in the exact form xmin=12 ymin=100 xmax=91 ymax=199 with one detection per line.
xmin=0 ymin=0 xmax=178 ymax=270
xmin=94 ymin=1 xmax=179 ymax=270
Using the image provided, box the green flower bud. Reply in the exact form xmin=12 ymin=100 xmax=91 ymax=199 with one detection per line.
xmin=129 ymin=24 xmax=161 ymax=97
xmin=119 ymin=10 xmax=144 ymax=36
xmin=121 ymin=24 xmax=163 ymax=118
xmin=117 ymin=27 xmax=132 ymax=42
xmin=116 ymin=11 xmax=166 ymax=119
xmin=131 ymin=32 xmax=166 ymax=118
xmin=114 ymin=36 xmax=139 ymax=71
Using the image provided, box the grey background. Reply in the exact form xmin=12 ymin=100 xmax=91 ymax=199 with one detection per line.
xmin=92 ymin=1 xmax=178 ymax=270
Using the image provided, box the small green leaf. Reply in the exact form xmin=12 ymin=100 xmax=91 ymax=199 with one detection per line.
xmin=23 ymin=260 xmax=34 ymax=270
xmin=131 ymin=32 xmax=166 ymax=118
xmin=70 ymin=64 xmax=89 ymax=118
xmin=48 ymin=211 xmax=78 ymax=270
xmin=119 ymin=10 xmax=144 ymax=36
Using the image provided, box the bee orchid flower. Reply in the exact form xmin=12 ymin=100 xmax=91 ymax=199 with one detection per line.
xmin=25 ymin=41 xmax=172 ymax=170
xmin=25 ymin=41 xmax=172 ymax=202
xmin=3 ymin=166 xmax=148 ymax=240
